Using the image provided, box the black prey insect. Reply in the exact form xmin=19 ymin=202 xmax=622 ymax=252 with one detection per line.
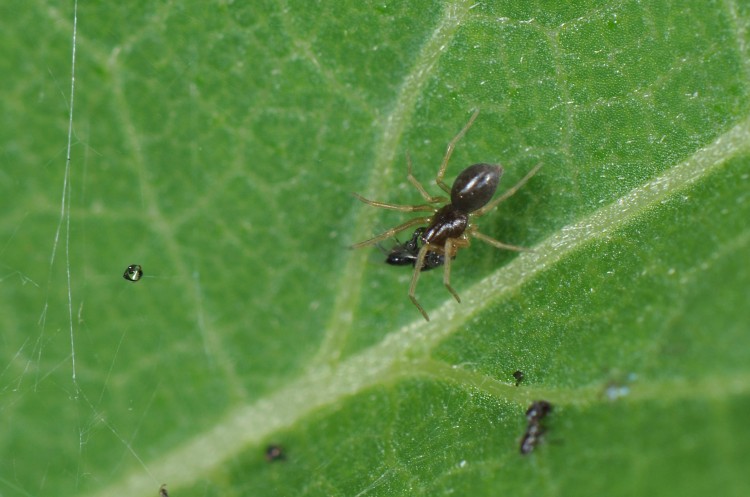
xmin=383 ymin=227 xmax=446 ymax=271
xmin=351 ymin=110 xmax=541 ymax=320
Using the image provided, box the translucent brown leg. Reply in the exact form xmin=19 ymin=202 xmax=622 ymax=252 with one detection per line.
xmin=442 ymin=238 xmax=468 ymax=303
xmin=473 ymin=163 xmax=542 ymax=217
xmin=409 ymin=238 xmax=473 ymax=320
xmin=351 ymin=216 xmax=432 ymax=249
xmin=471 ymin=230 xmax=530 ymax=252
xmin=406 ymin=152 xmax=449 ymax=204
xmin=352 ymin=192 xmax=435 ymax=212
xmin=409 ymin=244 xmax=432 ymax=321
xmin=435 ymin=109 xmax=480 ymax=194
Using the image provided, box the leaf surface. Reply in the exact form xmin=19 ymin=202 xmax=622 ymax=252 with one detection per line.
xmin=1 ymin=1 xmax=749 ymax=496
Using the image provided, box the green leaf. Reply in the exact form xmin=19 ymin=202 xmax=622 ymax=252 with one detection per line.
xmin=2 ymin=1 xmax=749 ymax=496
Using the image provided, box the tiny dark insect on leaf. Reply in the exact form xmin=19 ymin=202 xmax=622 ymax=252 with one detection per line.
xmin=265 ymin=444 xmax=286 ymax=462
xmin=383 ymin=227 xmax=446 ymax=271
xmin=520 ymin=400 xmax=553 ymax=455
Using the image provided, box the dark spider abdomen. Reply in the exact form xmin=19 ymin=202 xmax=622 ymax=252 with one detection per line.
xmin=422 ymin=205 xmax=468 ymax=247
xmin=451 ymin=163 xmax=503 ymax=213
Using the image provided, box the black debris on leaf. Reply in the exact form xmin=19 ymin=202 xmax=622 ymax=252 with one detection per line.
xmin=265 ymin=444 xmax=286 ymax=462
xmin=123 ymin=264 xmax=143 ymax=282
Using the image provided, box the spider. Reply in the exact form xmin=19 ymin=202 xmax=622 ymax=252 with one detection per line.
xmin=352 ymin=110 xmax=541 ymax=321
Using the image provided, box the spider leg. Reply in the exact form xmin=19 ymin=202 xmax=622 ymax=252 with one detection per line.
xmin=473 ymin=163 xmax=542 ymax=217
xmin=351 ymin=216 xmax=432 ymax=249
xmin=406 ymin=152 xmax=450 ymax=204
xmin=409 ymin=244 xmax=432 ymax=321
xmin=471 ymin=229 xmax=530 ymax=252
xmin=352 ymin=192 xmax=435 ymax=212
xmin=442 ymin=238 xmax=469 ymax=303
xmin=435 ymin=109 xmax=480 ymax=193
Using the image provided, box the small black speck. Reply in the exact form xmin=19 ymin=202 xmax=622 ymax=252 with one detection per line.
xmin=512 ymin=370 xmax=524 ymax=386
xmin=265 ymin=444 xmax=285 ymax=462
